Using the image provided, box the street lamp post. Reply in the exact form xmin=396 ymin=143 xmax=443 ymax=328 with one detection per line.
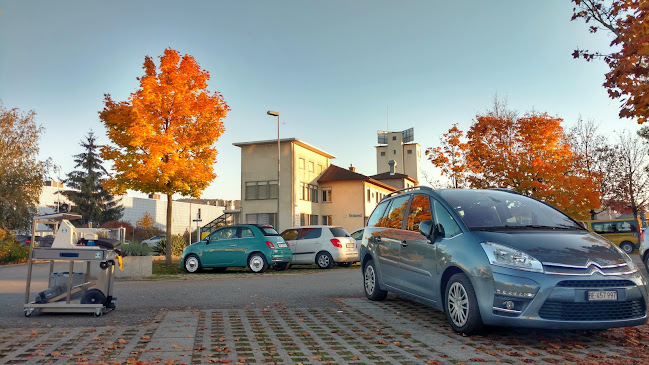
xmin=267 ymin=110 xmax=280 ymax=230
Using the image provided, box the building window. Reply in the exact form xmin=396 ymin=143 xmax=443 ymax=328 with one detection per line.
xmin=309 ymin=161 xmax=314 ymax=172
xmin=318 ymin=164 xmax=323 ymax=173
xmin=245 ymin=181 xmax=278 ymax=200
xmin=322 ymin=215 xmax=332 ymax=225
xmin=393 ymin=150 xmax=396 ymax=155
xmin=299 ymin=213 xmax=318 ymax=226
xmin=380 ymin=151 xmax=385 ymax=157
xmin=392 ymin=136 xmax=397 ymax=141
xmin=300 ymin=182 xmax=318 ymax=202
xmin=299 ymin=157 xmax=305 ymax=169
xmin=367 ymin=188 xmax=371 ymax=203
xmin=322 ymin=188 xmax=332 ymax=202
xmin=246 ymin=213 xmax=277 ymax=228
xmin=407 ymin=149 xmax=413 ymax=154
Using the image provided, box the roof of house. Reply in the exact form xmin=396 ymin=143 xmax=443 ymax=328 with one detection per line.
xmin=318 ymin=165 xmax=396 ymax=191
xmin=233 ymin=138 xmax=336 ymax=159
xmin=370 ymin=172 xmax=418 ymax=184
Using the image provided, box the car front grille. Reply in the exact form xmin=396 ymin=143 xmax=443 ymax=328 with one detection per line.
xmin=539 ymin=299 xmax=646 ymax=321
xmin=555 ymin=280 xmax=636 ymax=288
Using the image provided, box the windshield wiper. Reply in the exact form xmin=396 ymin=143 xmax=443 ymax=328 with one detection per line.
xmin=470 ymin=225 xmax=578 ymax=231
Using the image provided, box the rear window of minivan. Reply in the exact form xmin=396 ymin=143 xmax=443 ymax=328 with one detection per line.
xmin=329 ymin=227 xmax=350 ymax=237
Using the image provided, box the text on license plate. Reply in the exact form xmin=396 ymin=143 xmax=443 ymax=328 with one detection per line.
xmin=587 ymin=290 xmax=617 ymax=301
xmin=346 ymin=243 xmax=355 ymax=248
xmin=277 ymin=243 xmax=287 ymax=248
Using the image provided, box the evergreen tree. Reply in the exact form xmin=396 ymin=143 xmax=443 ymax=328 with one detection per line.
xmin=61 ymin=131 xmax=123 ymax=225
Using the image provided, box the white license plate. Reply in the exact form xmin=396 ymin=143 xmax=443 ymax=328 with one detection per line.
xmin=277 ymin=243 xmax=287 ymax=248
xmin=346 ymin=243 xmax=355 ymax=248
xmin=587 ymin=290 xmax=617 ymax=301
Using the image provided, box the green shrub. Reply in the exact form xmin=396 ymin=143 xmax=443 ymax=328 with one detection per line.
xmin=157 ymin=235 xmax=188 ymax=256
xmin=119 ymin=242 xmax=151 ymax=257
xmin=0 ymin=237 xmax=29 ymax=265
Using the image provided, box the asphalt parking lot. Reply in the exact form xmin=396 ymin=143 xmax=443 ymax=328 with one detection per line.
xmin=0 ymin=256 xmax=648 ymax=364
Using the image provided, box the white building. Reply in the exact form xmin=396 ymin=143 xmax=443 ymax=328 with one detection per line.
xmin=38 ymin=182 xmax=225 ymax=234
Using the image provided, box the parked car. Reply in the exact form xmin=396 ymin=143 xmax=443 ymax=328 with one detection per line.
xmin=583 ymin=218 xmax=642 ymax=253
xmin=640 ymin=228 xmax=649 ymax=272
xmin=180 ymin=224 xmax=291 ymax=273
xmin=279 ymin=226 xmax=358 ymax=269
xmin=35 ymin=235 xmax=55 ymax=247
xmin=350 ymin=228 xmax=364 ymax=245
xmin=141 ymin=235 xmax=165 ymax=248
xmin=15 ymin=234 xmax=31 ymax=246
xmin=361 ymin=187 xmax=648 ymax=335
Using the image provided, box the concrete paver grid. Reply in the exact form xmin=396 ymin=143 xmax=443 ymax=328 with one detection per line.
xmin=1 ymin=297 xmax=649 ymax=364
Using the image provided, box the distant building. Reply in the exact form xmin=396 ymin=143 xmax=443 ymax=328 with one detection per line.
xmin=376 ymin=128 xmax=421 ymax=183
xmin=38 ymin=182 xmax=225 ymax=235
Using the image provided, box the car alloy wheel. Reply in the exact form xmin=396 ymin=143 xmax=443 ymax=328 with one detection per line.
xmin=445 ymin=273 xmax=483 ymax=335
xmin=316 ymin=252 xmax=333 ymax=269
xmin=620 ymin=242 xmax=634 ymax=254
xmin=248 ymin=253 xmax=267 ymax=273
xmin=364 ymin=260 xmax=387 ymax=301
xmin=447 ymin=282 xmax=469 ymax=327
xmin=184 ymin=255 xmax=201 ymax=273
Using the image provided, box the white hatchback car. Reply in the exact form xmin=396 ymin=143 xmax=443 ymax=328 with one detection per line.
xmin=640 ymin=228 xmax=649 ymax=272
xmin=141 ymin=234 xmax=165 ymax=248
xmin=279 ymin=226 xmax=358 ymax=269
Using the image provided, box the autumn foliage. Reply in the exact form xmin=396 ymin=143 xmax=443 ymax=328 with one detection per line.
xmin=427 ymin=102 xmax=601 ymax=220
xmin=571 ymin=0 xmax=649 ymax=123
xmin=100 ymin=48 xmax=229 ymax=262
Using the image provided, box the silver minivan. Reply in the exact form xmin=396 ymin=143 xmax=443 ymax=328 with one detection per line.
xmin=279 ymin=226 xmax=358 ymax=269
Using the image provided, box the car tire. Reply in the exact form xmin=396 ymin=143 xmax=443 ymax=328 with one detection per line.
xmin=644 ymin=253 xmax=649 ymax=273
xmin=620 ymin=241 xmax=634 ymax=254
xmin=248 ymin=253 xmax=268 ymax=273
xmin=316 ymin=252 xmax=333 ymax=269
xmin=273 ymin=262 xmax=289 ymax=271
xmin=364 ymin=259 xmax=387 ymax=301
xmin=445 ymin=273 xmax=483 ymax=335
xmin=184 ymin=254 xmax=202 ymax=273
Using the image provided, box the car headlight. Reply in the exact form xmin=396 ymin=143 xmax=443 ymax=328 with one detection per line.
xmin=480 ymin=242 xmax=544 ymax=273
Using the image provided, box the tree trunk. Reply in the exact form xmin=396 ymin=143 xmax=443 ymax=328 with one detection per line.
xmin=166 ymin=193 xmax=172 ymax=264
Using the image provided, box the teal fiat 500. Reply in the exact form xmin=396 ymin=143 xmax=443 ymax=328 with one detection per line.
xmin=181 ymin=224 xmax=292 ymax=273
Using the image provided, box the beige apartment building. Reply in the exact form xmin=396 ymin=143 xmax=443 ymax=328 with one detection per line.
xmin=234 ymin=138 xmax=417 ymax=233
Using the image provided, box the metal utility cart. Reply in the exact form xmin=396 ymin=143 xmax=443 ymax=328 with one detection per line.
xmin=23 ymin=213 xmax=122 ymax=317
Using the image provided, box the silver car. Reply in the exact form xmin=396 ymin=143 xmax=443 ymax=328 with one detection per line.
xmin=361 ymin=187 xmax=648 ymax=335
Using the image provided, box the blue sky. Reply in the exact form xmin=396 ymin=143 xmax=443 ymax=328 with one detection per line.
xmin=0 ymin=1 xmax=630 ymax=200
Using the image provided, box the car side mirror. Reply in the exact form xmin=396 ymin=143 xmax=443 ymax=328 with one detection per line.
xmin=419 ymin=220 xmax=434 ymax=238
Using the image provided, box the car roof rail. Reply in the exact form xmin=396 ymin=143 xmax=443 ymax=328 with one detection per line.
xmin=488 ymin=188 xmax=522 ymax=195
xmin=384 ymin=185 xmax=433 ymax=199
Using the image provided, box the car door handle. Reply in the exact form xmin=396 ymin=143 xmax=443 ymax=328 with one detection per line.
xmin=229 ymin=244 xmax=236 ymax=247
xmin=374 ymin=236 xmax=381 ymax=243
xmin=401 ymin=241 xmax=408 ymax=248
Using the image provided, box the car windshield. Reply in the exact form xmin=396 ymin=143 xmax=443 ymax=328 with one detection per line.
xmin=439 ymin=189 xmax=583 ymax=230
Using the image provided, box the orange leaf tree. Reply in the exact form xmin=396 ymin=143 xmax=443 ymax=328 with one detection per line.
xmin=425 ymin=124 xmax=469 ymax=188
xmin=428 ymin=101 xmax=601 ymax=220
xmin=571 ymin=0 xmax=649 ymax=123
xmin=100 ymin=48 xmax=229 ymax=263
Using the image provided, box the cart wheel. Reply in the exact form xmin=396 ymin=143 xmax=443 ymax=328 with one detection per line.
xmin=82 ymin=289 xmax=107 ymax=305
xmin=94 ymin=309 xmax=103 ymax=317
xmin=99 ymin=261 xmax=109 ymax=270
xmin=24 ymin=309 xmax=34 ymax=317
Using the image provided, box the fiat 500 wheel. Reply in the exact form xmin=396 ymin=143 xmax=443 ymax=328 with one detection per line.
xmin=248 ymin=253 xmax=267 ymax=273
xmin=184 ymin=254 xmax=202 ymax=273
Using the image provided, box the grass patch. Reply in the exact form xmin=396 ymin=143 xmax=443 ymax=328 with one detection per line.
xmin=151 ymin=258 xmax=359 ymax=279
